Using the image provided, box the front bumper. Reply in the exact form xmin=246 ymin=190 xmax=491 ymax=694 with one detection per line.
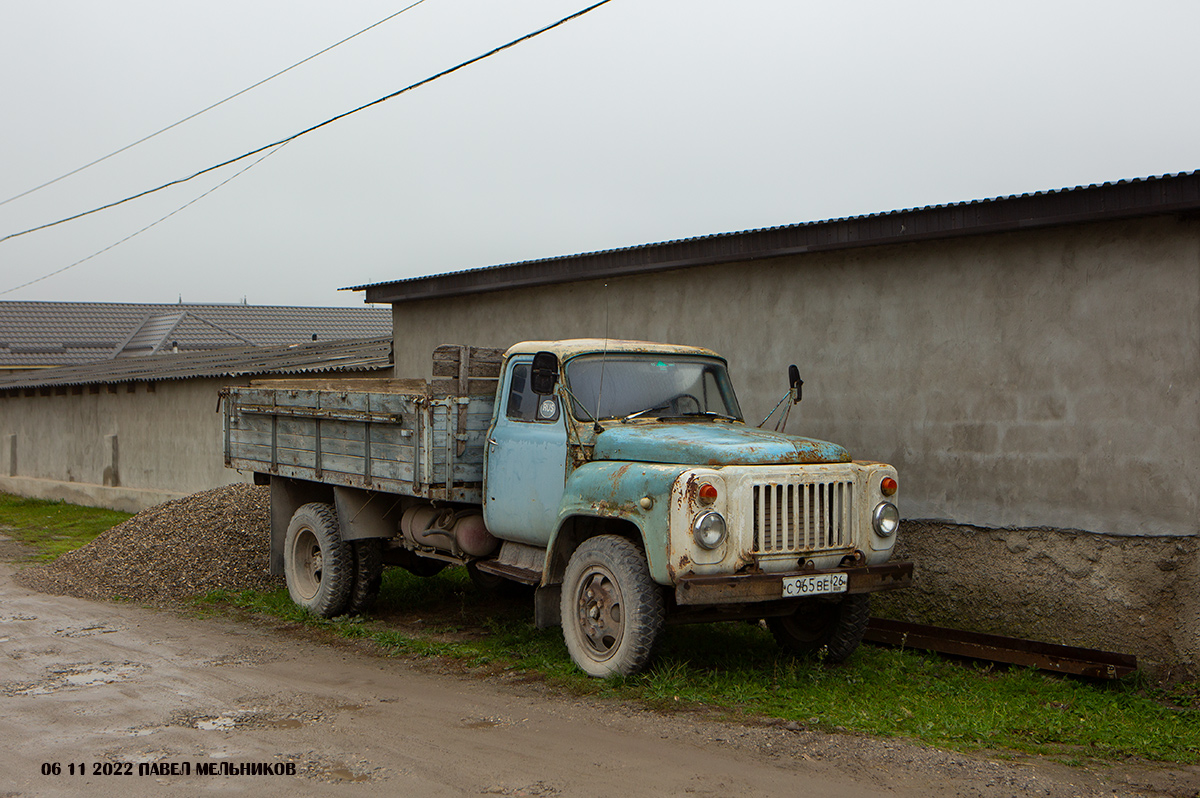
xmin=674 ymin=561 xmax=913 ymax=606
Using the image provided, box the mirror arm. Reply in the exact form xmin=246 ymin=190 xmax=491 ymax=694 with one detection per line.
xmin=757 ymin=391 xmax=790 ymax=429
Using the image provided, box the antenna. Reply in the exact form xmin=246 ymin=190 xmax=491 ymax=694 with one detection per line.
xmin=593 ymin=282 xmax=610 ymax=433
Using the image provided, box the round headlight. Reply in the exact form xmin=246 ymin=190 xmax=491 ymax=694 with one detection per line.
xmin=692 ymin=510 xmax=727 ymax=550
xmin=872 ymin=502 xmax=900 ymax=537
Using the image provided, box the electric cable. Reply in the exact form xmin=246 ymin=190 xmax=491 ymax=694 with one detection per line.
xmin=0 ymin=143 xmax=289 ymax=296
xmin=0 ymin=0 xmax=429 ymax=208
xmin=0 ymin=0 xmax=614 ymax=246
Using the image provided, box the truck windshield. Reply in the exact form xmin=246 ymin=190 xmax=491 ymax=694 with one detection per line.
xmin=565 ymin=355 xmax=743 ymax=422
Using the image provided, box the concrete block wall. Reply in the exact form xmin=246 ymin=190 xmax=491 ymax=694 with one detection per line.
xmin=390 ymin=215 xmax=1200 ymax=540
xmin=387 ymin=214 xmax=1200 ymax=671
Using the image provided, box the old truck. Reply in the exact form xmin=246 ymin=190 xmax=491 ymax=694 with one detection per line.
xmin=221 ymin=339 xmax=912 ymax=676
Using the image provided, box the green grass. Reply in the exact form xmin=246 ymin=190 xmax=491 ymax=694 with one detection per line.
xmin=197 ymin=567 xmax=1200 ymax=766
xmin=0 ymin=493 xmax=132 ymax=560
xmin=4 ymin=493 xmax=1198 ymax=765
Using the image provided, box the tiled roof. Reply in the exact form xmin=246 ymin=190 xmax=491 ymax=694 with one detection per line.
xmin=0 ymin=336 xmax=393 ymax=390
xmin=0 ymin=302 xmax=391 ymax=369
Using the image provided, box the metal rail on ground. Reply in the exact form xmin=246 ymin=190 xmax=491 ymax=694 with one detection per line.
xmin=864 ymin=618 xmax=1138 ymax=679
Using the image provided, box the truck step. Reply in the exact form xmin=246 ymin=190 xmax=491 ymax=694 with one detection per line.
xmin=472 ymin=560 xmax=542 ymax=585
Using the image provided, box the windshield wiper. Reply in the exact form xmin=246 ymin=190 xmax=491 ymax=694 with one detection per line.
xmin=655 ymin=410 xmax=739 ymax=423
xmin=680 ymin=411 xmax=739 ymax=422
xmin=621 ymin=402 xmax=670 ymax=423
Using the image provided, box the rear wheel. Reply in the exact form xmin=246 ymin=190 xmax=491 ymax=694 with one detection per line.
xmin=284 ymin=502 xmax=353 ymax=618
xmin=767 ymin=593 xmax=870 ymax=663
xmin=347 ymin=538 xmax=384 ymax=614
xmin=560 ymin=535 xmax=664 ymax=677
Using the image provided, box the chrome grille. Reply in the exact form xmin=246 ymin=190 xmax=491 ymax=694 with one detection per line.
xmin=751 ymin=480 xmax=853 ymax=554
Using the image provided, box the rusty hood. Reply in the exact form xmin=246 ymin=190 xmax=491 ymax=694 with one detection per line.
xmin=592 ymin=423 xmax=850 ymax=466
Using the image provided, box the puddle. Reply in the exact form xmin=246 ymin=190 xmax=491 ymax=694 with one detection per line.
xmin=464 ymin=719 xmax=502 ymax=729
xmin=65 ymin=669 xmax=125 ymax=686
xmin=297 ymin=755 xmax=381 ymax=783
xmin=190 ymin=710 xmax=314 ymax=731
xmin=327 ymin=768 xmax=370 ymax=783
xmin=56 ymin=624 xmax=122 ymax=638
xmin=196 ymin=716 xmax=239 ymax=730
xmin=6 ymin=662 xmax=142 ymax=695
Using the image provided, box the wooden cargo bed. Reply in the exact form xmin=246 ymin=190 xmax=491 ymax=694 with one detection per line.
xmin=222 ymin=345 xmax=502 ymax=503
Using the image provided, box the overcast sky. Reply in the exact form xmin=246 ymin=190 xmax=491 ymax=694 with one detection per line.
xmin=2 ymin=0 xmax=1198 ymax=308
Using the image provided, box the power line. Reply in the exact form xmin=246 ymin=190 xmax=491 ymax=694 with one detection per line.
xmin=0 ymin=0 xmax=429 ymax=209
xmin=0 ymin=143 xmax=289 ymax=297
xmin=0 ymin=0 xmax=613 ymax=246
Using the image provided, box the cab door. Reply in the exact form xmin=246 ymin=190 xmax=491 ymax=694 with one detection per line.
xmin=482 ymin=357 xmax=568 ymax=546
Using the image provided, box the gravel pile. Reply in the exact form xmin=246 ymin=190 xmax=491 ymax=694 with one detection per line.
xmin=16 ymin=483 xmax=283 ymax=604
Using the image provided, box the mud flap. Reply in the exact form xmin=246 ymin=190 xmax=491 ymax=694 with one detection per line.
xmin=534 ymin=584 xmax=562 ymax=629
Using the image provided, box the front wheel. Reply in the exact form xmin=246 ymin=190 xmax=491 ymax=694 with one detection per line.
xmin=560 ymin=535 xmax=664 ymax=677
xmin=767 ymin=593 xmax=870 ymax=663
xmin=284 ymin=502 xmax=353 ymax=618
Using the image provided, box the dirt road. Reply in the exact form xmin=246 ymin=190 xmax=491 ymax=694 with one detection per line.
xmin=1 ymin=540 xmax=1196 ymax=797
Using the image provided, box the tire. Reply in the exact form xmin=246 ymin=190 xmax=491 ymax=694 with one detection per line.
xmin=283 ymin=502 xmax=353 ymax=618
xmin=767 ymin=593 xmax=871 ymax=663
xmin=560 ymin=535 xmax=664 ymax=677
xmin=346 ymin=538 xmax=384 ymax=615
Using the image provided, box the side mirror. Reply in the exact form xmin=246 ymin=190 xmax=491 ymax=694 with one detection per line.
xmin=531 ymin=351 xmax=559 ymax=395
xmin=788 ymin=364 xmax=803 ymax=404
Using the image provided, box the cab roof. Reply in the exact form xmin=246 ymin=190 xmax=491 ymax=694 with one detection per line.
xmin=505 ymin=338 xmax=725 ymax=362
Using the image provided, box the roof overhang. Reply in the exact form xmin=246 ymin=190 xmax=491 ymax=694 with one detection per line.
xmin=349 ymin=171 xmax=1200 ymax=305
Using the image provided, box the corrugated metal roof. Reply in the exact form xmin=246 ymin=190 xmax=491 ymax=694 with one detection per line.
xmin=349 ymin=171 xmax=1200 ymax=304
xmin=0 ymin=336 xmax=393 ymax=391
xmin=0 ymin=302 xmax=391 ymax=369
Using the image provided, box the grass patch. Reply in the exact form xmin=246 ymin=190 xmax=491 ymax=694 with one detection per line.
xmin=6 ymin=495 xmax=1198 ymax=765
xmin=198 ymin=567 xmax=1200 ymax=765
xmin=0 ymin=493 xmax=131 ymax=560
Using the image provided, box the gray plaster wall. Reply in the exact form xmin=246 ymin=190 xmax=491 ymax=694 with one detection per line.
xmin=387 ymin=215 xmax=1199 ymax=670
xmin=0 ymin=378 xmax=251 ymax=512
xmin=0 ymin=369 xmax=389 ymax=513
xmin=392 ymin=215 xmax=1200 ymax=540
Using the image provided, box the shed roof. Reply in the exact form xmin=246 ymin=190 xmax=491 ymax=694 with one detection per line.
xmin=350 ymin=170 xmax=1200 ymax=304
xmin=0 ymin=301 xmax=391 ymax=369
xmin=0 ymin=336 xmax=392 ymax=391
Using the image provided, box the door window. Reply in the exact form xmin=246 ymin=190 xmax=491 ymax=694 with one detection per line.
xmin=506 ymin=363 xmax=560 ymax=422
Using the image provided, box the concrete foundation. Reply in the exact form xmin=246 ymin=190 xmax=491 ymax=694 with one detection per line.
xmin=873 ymin=521 xmax=1199 ymax=679
xmin=0 ymin=475 xmax=189 ymax=514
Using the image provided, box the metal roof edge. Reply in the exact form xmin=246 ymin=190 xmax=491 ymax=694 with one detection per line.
xmin=0 ymin=337 xmax=394 ymax=391
xmin=348 ymin=170 xmax=1200 ymax=304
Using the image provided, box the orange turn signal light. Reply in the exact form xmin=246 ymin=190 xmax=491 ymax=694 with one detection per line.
xmin=881 ymin=477 xmax=898 ymax=496
xmin=698 ymin=483 xmax=719 ymax=504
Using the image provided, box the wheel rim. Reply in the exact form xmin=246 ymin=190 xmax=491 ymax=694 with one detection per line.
xmin=291 ymin=527 xmax=322 ymax=600
xmin=574 ymin=564 xmax=624 ymax=662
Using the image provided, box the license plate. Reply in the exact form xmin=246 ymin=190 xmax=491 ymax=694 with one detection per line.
xmin=781 ymin=572 xmax=848 ymax=598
